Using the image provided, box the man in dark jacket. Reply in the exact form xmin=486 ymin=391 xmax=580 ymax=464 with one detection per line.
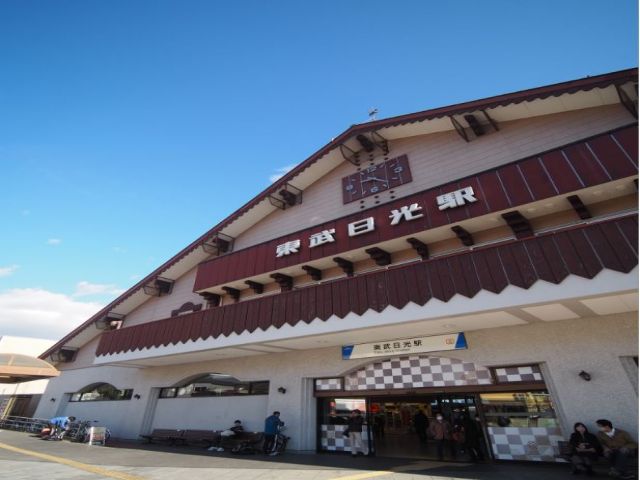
xmin=428 ymin=414 xmax=456 ymax=460
xmin=263 ymin=411 xmax=284 ymax=454
xmin=413 ymin=410 xmax=429 ymax=444
xmin=347 ymin=409 xmax=368 ymax=456
xmin=595 ymin=419 xmax=637 ymax=479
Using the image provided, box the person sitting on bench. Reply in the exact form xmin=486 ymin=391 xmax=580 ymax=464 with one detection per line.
xmin=208 ymin=420 xmax=244 ymax=451
xmin=595 ymin=419 xmax=637 ymax=479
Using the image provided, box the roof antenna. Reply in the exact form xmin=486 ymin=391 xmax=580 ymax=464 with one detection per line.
xmin=368 ymin=108 xmax=378 ymax=121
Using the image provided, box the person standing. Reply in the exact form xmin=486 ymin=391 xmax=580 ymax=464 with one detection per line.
xmin=428 ymin=414 xmax=455 ymax=461
xmin=413 ymin=409 xmax=429 ymax=445
xmin=568 ymin=422 xmax=600 ymax=475
xmin=595 ymin=419 xmax=637 ymax=479
xmin=263 ymin=411 xmax=284 ymax=454
xmin=347 ymin=409 xmax=368 ymax=457
xmin=462 ymin=414 xmax=485 ymax=462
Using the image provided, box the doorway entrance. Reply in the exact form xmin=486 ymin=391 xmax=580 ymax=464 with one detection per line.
xmin=369 ymin=394 xmax=483 ymax=461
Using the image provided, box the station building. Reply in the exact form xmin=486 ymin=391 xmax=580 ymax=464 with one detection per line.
xmin=36 ymin=69 xmax=638 ymax=462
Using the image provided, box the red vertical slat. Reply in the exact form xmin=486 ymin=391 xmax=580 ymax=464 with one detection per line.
xmin=461 ymin=176 xmax=490 ymax=219
xmin=524 ymin=236 xmax=568 ymax=284
xmin=258 ymin=296 xmax=274 ymax=331
xmin=612 ymin=127 xmax=638 ymax=168
xmin=387 ymin=266 xmax=410 ymax=309
xmin=319 ymin=283 xmax=334 ymax=320
xmin=339 ymin=278 xmax=353 ymax=319
xmin=563 ymin=143 xmax=611 ymax=186
xmin=210 ymin=307 xmax=224 ymax=338
xmin=448 ymin=255 xmax=480 ymax=298
xmin=497 ymin=164 xmax=533 ymax=206
xmin=364 ymin=272 xmax=383 ymax=313
xmin=271 ymin=294 xmax=286 ymax=329
xmin=422 ymin=188 xmax=448 ymax=229
xmin=472 ymin=248 xmax=509 ymax=294
xmin=518 ymin=157 xmax=559 ymax=200
xmin=351 ymin=276 xmax=368 ymax=316
xmin=477 ymin=171 xmax=511 ymax=212
xmin=245 ymin=298 xmax=259 ymax=333
xmin=616 ymin=216 xmax=638 ymax=255
xmin=587 ymin=135 xmax=638 ymax=179
xmin=586 ymin=223 xmax=629 ymax=273
xmin=553 ymin=230 xmax=601 ymax=279
xmin=330 ymin=281 xmax=346 ymax=319
xmin=411 ymin=263 xmax=432 ymax=306
xmin=439 ymin=182 xmax=468 ymax=223
xmin=540 ymin=150 xmax=583 ymax=193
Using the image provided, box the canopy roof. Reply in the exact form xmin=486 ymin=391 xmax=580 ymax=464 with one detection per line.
xmin=0 ymin=353 xmax=60 ymax=383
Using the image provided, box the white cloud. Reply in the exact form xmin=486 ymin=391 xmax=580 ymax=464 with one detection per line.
xmin=0 ymin=288 xmax=103 ymax=340
xmin=0 ymin=265 xmax=19 ymax=278
xmin=72 ymin=281 xmax=125 ymax=298
xmin=112 ymin=246 xmax=127 ymax=253
xmin=46 ymin=238 xmax=62 ymax=245
xmin=20 ymin=209 xmax=30 ymax=216
xmin=129 ymin=274 xmax=141 ymax=281
xmin=269 ymin=164 xmax=296 ymax=183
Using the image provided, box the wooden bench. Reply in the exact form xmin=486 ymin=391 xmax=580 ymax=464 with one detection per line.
xmin=557 ymin=441 xmax=638 ymax=472
xmin=180 ymin=429 xmax=220 ymax=447
xmin=140 ymin=428 xmax=183 ymax=445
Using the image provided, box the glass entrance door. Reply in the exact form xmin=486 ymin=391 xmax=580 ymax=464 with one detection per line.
xmin=368 ymin=393 xmax=485 ymax=461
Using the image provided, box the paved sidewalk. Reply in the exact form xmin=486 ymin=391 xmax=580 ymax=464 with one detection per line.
xmin=0 ymin=429 xmax=577 ymax=480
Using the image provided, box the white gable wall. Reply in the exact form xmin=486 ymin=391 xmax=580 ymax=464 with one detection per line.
xmin=123 ymin=266 xmax=204 ymax=329
xmin=235 ymin=103 xmax=632 ymax=250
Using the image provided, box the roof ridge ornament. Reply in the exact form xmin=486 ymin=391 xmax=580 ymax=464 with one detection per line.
xmin=339 ymin=131 xmax=389 ymax=166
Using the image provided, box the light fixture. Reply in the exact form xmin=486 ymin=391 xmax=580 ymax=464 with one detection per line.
xmin=579 ymin=370 xmax=592 ymax=382
xmin=277 ymin=387 xmax=287 ymax=394
xmin=133 ymin=394 xmax=141 ymax=400
xmin=50 ymin=398 xmax=56 ymax=402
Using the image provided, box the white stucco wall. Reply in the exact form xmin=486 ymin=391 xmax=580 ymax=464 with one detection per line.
xmin=151 ymin=395 xmax=268 ymax=432
xmin=35 ymin=312 xmax=638 ymax=451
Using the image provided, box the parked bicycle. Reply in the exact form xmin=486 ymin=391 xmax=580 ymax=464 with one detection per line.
xmin=68 ymin=420 xmax=111 ymax=444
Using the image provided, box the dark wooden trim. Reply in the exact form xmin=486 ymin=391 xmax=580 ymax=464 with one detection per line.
xmin=244 ymin=280 xmax=264 ymax=294
xmin=407 ymin=237 xmax=429 ymax=259
xmin=301 ymin=265 xmax=323 ymax=281
xmin=221 ymin=287 xmax=240 ymax=302
xmin=567 ymin=195 xmax=592 ymax=220
xmin=333 ymin=257 xmax=354 ymax=277
xmin=365 ymin=247 xmax=392 ymax=266
xmin=501 ymin=211 xmax=533 ymax=238
xmin=451 ymin=225 xmax=474 ymax=246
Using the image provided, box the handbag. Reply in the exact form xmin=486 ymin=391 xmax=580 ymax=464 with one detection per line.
xmin=343 ymin=428 xmax=350 ymax=438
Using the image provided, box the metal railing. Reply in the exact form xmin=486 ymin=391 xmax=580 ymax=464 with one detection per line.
xmin=0 ymin=416 xmax=49 ymax=433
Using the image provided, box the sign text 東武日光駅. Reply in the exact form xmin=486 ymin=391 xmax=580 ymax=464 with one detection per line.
xmin=275 ymin=186 xmax=477 ymax=258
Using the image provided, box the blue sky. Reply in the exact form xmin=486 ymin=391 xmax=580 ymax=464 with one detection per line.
xmin=0 ymin=0 xmax=637 ymax=340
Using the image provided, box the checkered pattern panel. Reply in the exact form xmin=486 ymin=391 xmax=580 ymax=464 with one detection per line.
xmin=344 ymin=355 xmax=493 ymax=391
xmin=320 ymin=424 xmax=371 ymax=452
xmin=494 ymin=365 xmax=543 ymax=383
xmin=487 ymin=426 xmax=565 ymax=462
xmin=314 ymin=378 xmax=343 ymax=391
